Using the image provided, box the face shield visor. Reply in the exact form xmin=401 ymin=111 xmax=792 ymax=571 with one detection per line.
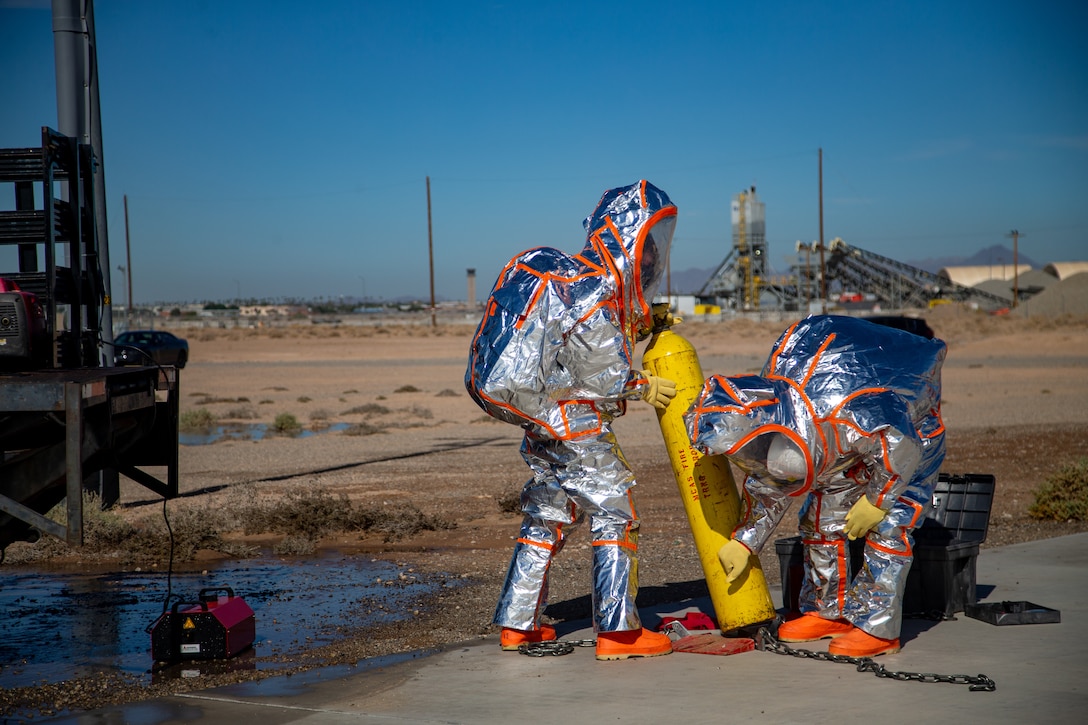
xmin=729 ymin=429 xmax=812 ymax=493
xmin=637 ymin=214 xmax=675 ymax=303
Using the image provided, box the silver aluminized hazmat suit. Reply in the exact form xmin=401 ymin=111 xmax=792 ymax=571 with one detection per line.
xmin=466 ymin=180 xmax=677 ymax=633
xmin=685 ymin=315 xmax=946 ymax=640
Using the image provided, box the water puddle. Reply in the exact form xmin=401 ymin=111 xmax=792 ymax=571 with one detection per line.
xmin=0 ymin=553 xmax=450 ymax=691
xmin=180 ymin=422 xmax=350 ymax=446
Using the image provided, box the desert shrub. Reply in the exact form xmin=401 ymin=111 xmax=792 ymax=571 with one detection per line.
xmin=179 ymin=408 xmax=217 ymax=432
xmin=1029 ymin=458 xmax=1088 ymax=521
xmin=395 ymin=385 xmax=421 ymax=393
xmin=496 ymin=487 xmax=522 ymax=514
xmin=471 ymin=415 xmax=502 ymax=424
xmin=274 ymin=535 xmax=316 ymax=556
xmin=233 ymin=487 xmax=455 ymax=543
xmin=226 ymin=406 xmax=257 ymax=419
xmin=36 ymin=491 xmax=135 ymax=554
xmin=435 ymin=389 xmax=459 ymax=397
xmin=241 ymin=487 xmax=353 ymax=539
xmin=309 ymin=408 xmax=330 ymax=421
xmin=271 ymin=412 xmax=302 ymax=434
xmin=133 ymin=504 xmax=227 ymax=561
xmin=18 ymin=494 xmax=231 ymax=564
xmin=297 ymin=396 xmax=312 ymax=403
xmin=404 ymin=405 xmax=433 ymax=420
xmin=347 ymin=504 xmax=456 ymax=541
xmin=82 ymin=502 xmax=137 ymax=548
xmin=342 ymin=403 xmax=390 ymax=416
xmin=343 ymin=422 xmax=385 ymax=436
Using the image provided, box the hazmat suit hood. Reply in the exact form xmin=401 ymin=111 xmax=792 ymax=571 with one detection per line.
xmin=581 ymin=180 xmax=676 ymax=338
xmin=685 ymin=374 xmax=820 ymax=495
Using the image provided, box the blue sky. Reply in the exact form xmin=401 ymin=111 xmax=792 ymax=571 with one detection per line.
xmin=2 ymin=0 xmax=1086 ymax=304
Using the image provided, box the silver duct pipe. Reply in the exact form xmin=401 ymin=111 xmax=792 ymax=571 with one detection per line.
xmin=52 ymin=0 xmax=114 ymax=361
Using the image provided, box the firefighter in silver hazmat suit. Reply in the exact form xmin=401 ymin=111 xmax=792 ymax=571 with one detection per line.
xmin=685 ymin=315 xmax=946 ymax=657
xmin=466 ymin=180 xmax=677 ymax=661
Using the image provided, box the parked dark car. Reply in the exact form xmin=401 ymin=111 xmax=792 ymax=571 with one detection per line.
xmin=862 ymin=315 xmax=935 ymax=339
xmin=114 ymin=330 xmax=189 ymax=368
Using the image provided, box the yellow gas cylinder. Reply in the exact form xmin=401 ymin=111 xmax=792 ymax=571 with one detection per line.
xmin=641 ymin=306 xmax=776 ymax=633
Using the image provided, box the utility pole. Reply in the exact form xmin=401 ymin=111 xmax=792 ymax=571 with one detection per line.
xmin=818 ymin=148 xmax=826 ymax=313
xmin=1006 ymin=229 xmax=1024 ymax=308
xmin=123 ymin=194 xmax=133 ymax=329
xmin=426 ymin=176 xmax=436 ymax=327
xmin=117 ymin=264 xmax=126 ymax=324
xmin=796 ymin=240 xmax=813 ymax=311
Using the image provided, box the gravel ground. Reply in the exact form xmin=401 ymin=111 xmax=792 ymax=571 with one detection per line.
xmin=2 ymin=308 xmax=1086 ymax=718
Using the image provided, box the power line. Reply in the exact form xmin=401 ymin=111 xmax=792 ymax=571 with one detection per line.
xmin=1006 ymin=229 xmax=1025 ymax=308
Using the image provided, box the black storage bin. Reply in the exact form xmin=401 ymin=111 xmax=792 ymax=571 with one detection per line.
xmin=913 ymin=473 xmax=995 ymax=546
xmin=904 ymin=473 xmax=995 ymax=617
xmin=775 ymin=473 xmax=995 ymax=617
xmin=903 ymin=539 xmax=980 ymax=616
xmin=775 ymin=537 xmax=805 ymax=613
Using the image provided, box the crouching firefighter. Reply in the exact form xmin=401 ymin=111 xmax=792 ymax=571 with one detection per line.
xmin=685 ymin=314 xmax=947 ymax=657
xmin=465 ymin=180 xmax=678 ymax=660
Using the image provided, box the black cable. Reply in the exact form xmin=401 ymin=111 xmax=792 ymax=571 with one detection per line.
xmin=107 ymin=340 xmax=158 ymax=368
xmin=161 ymin=496 xmax=175 ymax=614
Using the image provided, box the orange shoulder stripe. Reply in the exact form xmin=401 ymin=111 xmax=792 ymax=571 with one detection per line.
xmin=799 ymin=332 xmax=836 ymax=389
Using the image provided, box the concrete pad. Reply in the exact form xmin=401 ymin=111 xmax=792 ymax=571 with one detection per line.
xmin=51 ymin=533 xmax=1088 ymax=724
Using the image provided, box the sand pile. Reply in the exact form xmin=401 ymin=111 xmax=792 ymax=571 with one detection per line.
xmin=1014 ymin=271 xmax=1088 ymax=317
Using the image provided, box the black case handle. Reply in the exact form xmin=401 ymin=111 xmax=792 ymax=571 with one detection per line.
xmin=199 ymin=586 xmax=236 ymax=602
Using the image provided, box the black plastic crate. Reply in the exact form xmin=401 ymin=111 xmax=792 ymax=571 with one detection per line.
xmin=914 ymin=473 xmax=995 ymax=546
xmin=903 ymin=539 xmax=980 ymax=617
xmin=907 ymin=473 xmax=995 ymax=616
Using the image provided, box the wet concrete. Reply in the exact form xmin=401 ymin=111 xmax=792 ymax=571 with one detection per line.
xmin=0 ymin=553 xmax=443 ymax=690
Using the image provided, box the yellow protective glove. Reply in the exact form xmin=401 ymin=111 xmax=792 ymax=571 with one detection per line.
xmin=718 ymin=539 xmax=752 ymax=583
xmin=639 ymin=370 xmax=677 ymax=410
xmin=844 ymin=496 xmax=886 ymax=540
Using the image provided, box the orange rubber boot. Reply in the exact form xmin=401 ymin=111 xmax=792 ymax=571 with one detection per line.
xmin=595 ymin=628 xmax=673 ymax=661
xmin=828 ymin=628 xmax=900 ymax=657
xmin=500 ymin=625 xmax=557 ymax=651
xmin=777 ymin=612 xmax=854 ymax=642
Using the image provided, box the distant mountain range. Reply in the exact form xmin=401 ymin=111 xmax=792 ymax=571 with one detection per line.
xmin=905 ymin=244 xmax=1040 ymax=274
xmin=666 ymin=244 xmax=1041 ymax=295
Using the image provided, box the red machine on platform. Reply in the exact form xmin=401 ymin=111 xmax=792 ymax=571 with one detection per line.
xmin=0 ymin=278 xmax=48 ymax=369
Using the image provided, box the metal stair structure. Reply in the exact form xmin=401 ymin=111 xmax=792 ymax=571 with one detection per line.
xmin=825 ymin=237 xmax=1011 ymax=310
xmin=698 ymin=187 xmax=773 ymax=309
xmin=0 ymin=127 xmax=103 ymax=368
xmin=697 ymin=235 xmax=1014 ymax=312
